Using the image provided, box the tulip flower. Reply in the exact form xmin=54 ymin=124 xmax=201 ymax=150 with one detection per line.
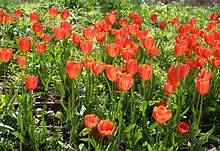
xmin=178 ymin=64 xmax=190 ymax=79
xmin=80 ymin=41 xmax=93 ymax=55
xmin=170 ymin=17 xmax=179 ymax=26
xmin=29 ymin=12 xmax=39 ymax=24
xmin=211 ymin=57 xmax=220 ymax=68
xmin=14 ymin=9 xmax=23 ymax=18
xmin=159 ymin=21 xmax=167 ymax=30
xmin=47 ymin=6 xmax=58 ymax=17
xmin=152 ymin=105 xmax=172 ymax=124
xmin=142 ymin=37 xmax=155 ymax=51
xmin=36 ymin=42 xmax=46 ymax=54
xmin=177 ymin=122 xmax=190 ymax=134
xmin=92 ymin=61 xmax=105 ymax=74
xmin=105 ymin=11 xmax=117 ymax=25
xmin=139 ymin=64 xmax=153 ymax=81
xmin=66 ymin=61 xmax=82 ymax=79
xmin=4 ymin=14 xmax=14 ymax=24
xmin=195 ymin=77 xmax=210 ymax=95
xmin=25 ymin=75 xmax=38 ymax=90
xmin=82 ymin=58 xmax=95 ymax=70
xmin=150 ymin=14 xmax=157 ymax=22
xmin=72 ymin=33 xmax=81 ymax=44
xmin=125 ymin=59 xmax=138 ymax=75
xmin=128 ymin=24 xmax=139 ymax=36
xmin=97 ymin=120 xmax=114 ymax=136
xmin=60 ymin=21 xmax=71 ymax=38
xmin=210 ymin=12 xmax=217 ymax=20
xmin=53 ymin=27 xmax=65 ymax=40
xmin=0 ymin=48 xmax=13 ymax=62
xmin=168 ymin=66 xmax=180 ymax=82
xmin=84 ymin=114 xmax=100 ymax=129
xmin=149 ymin=46 xmax=159 ymax=57
xmin=43 ymin=33 xmax=51 ymax=43
xmin=18 ymin=37 xmax=32 ymax=53
xmin=106 ymin=43 xmax=120 ymax=57
xmin=83 ymin=27 xmax=94 ymax=40
xmin=174 ymin=43 xmax=186 ymax=56
xmin=17 ymin=56 xmax=26 ymax=67
xmin=119 ymin=18 xmax=129 ymax=27
xmin=189 ymin=18 xmax=196 ymax=27
xmin=116 ymin=73 xmax=134 ymax=91
xmin=95 ymin=32 xmax=106 ymax=43
xmin=106 ymin=65 xmax=123 ymax=82
xmin=61 ymin=8 xmax=69 ymax=20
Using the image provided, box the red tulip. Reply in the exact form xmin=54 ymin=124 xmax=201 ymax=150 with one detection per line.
xmin=103 ymin=21 xmax=112 ymax=32
xmin=60 ymin=21 xmax=71 ymax=38
xmin=136 ymin=30 xmax=148 ymax=40
xmin=128 ymin=24 xmax=139 ymax=36
xmin=95 ymin=32 xmax=106 ymax=43
xmin=43 ymin=33 xmax=51 ymax=43
xmin=139 ymin=64 xmax=153 ymax=81
xmin=25 ymin=75 xmax=38 ymax=90
xmin=66 ymin=61 xmax=82 ymax=79
xmin=0 ymin=48 xmax=13 ymax=62
xmin=153 ymin=105 xmax=172 ymax=124
xmin=171 ymin=17 xmax=179 ymax=26
xmin=4 ymin=14 xmax=14 ymax=24
xmin=106 ymin=43 xmax=119 ymax=57
xmin=97 ymin=120 xmax=114 ymax=136
xmin=92 ymin=61 xmax=105 ymax=74
xmin=119 ymin=18 xmax=129 ymax=27
xmin=168 ymin=66 xmax=180 ymax=82
xmin=82 ymin=58 xmax=94 ymax=70
xmin=210 ymin=12 xmax=218 ymax=20
xmin=29 ymin=12 xmax=39 ymax=24
xmin=121 ymin=49 xmax=135 ymax=60
xmin=0 ymin=9 xmax=5 ymax=17
xmin=211 ymin=57 xmax=220 ymax=68
xmin=72 ymin=33 xmax=81 ymax=44
xmin=105 ymin=11 xmax=117 ymax=25
xmin=204 ymin=33 xmax=215 ymax=45
xmin=47 ymin=6 xmax=58 ymax=17
xmin=129 ymin=12 xmax=140 ymax=20
xmin=80 ymin=41 xmax=93 ymax=55
xmin=14 ymin=9 xmax=22 ymax=18
xmin=159 ymin=21 xmax=167 ymax=30
xmin=17 ymin=56 xmax=26 ymax=67
xmin=189 ymin=18 xmax=196 ymax=27
xmin=174 ymin=43 xmax=186 ymax=56
xmin=164 ymin=81 xmax=174 ymax=95
xmin=36 ymin=42 xmax=46 ymax=54
xmin=142 ymin=37 xmax=155 ymax=51
xmin=195 ymin=77 xmax=210 ymax=95
xmin=177 ymin=122 xmax=190 ymax=134
xmin=18 ymin=37 xmax=32 ymax=52
xmin=207 ymin=21 xmax=217 ymax=31
xmin=125 ymin=59 xmax=138 ymax=75
xmin=195 ymin=56 xmax=207 ymax=67
xmin=214 ymin=48 xmax=220 ymax=57
xmin=132 ymin=17 xmax=142 ymax=25
xmin=150 ymin=14 xmax=157 ymax=22
xmin=53 ymin=27 xmax=65 ymax=40
xmin=178 ymin=64 xmax=190 ymax=78
xmin=84 ymin=114 xmax=100 ymax=129
xmin=185 ymin=59 xmax=198 ymax=70
xmin=116 ymin=73 xmax=134 ymax=91
xmin=61 ymin=8 xmax=69 ymax=20
xmin=32 ymin=22 xmax=43 ymax=34
xmin=83 ymin=27 xmax=94 ymax=40
xmin=200 ymin=69 xmax=213 ymax=80
xmin=106 ymin=65 xmax=123 ymax=81
xmin=149 ymin=46 xmax=159 ymax=57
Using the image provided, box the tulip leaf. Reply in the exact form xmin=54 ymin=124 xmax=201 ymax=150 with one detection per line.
xmin=180 ymin=106 xmax=190 ymax=117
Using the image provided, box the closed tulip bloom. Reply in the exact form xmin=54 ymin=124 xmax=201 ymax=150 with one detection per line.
xmin=60 ymin=21 xmax=71 ymax=38
xmin=159 ymin=21 xmax=167 ymax=30
xmin=0 ymin=9 xmax=5 ymax=17
xmin=82 ymin=58 xmax=95 ymax=70
xmin=47 ymin=6 xmax=58 ymax=17
xmin=171 ymin=17 xmax=179 ymax=26
xmin=119 ymin=18 xmax=129 ymax=27
xmin=121 ymin=49 xmax=135 ymax=60
xmin=139 ymin=64 xmax=153 ymax=81
xmin=61 ymin=8 xmax=69 ymax=20
xmin=95 ymin=21 xmax=104 ymax=32
xmin=5 ymin=14 xmax=14 ymax=24
xmin=207 ymin=21 xmax=217 ymax=31
xmin=66 ymin=61 xmax=82 ymax=79
xmin=195 ymin=77 xmax=210 ymax=95
xmin=95 ymin=32 xmax=106 ymax=43
xmin=97 ymin=120 xmax=114 ymax=137
xmin=0 ymin=48 xmax=13 ymax=62
xmin=142 ymin=37 xmax=155 ymax=51
xmin=17 ymin=56 xmax=26 ymax=67
xmin=84 ymin=114 xmax=100 ymax=129
xmin=106 ymin=43 xmax=119 ymax=57
xmin=80 ymin=41 xmax=93 ymax=55
xmin=14 ymin=9 xmax=23 ymax=18
xmin=129 ymin=12 xmax=140 ymax=20
xmin=125 ymin=59 xmax=138 ymax=75
xmin=29 ymin=12 xmax=39 ymax=24
xmin=210 ymin=12 xmax=218 ymax=20
xmin=103 ymin=21 xmax=112 ymax=32
xmin=168 ymin=66 xmax=180 ymax=82
xmin=72 ymin=33 xmax=81 ymax=44
xmin=164 ymin=81 xmax=174 ymax=95
xmin=106 ymin=65 xmax=123 ymax=81
xmin=189 ymin=18 xmax=196 ymax=27
xmin=153 ymin=105 xmax=172 ymax=124
xmin=105 ymin=11 xmax=117 ymax=25
xmin=204 ymin=33 xmax=215 ymax=45
xmin=215 ymin=48 xmax=220 ymax=57
xmin=150 ymin=14 xmax=157 ymax=22
xmin=32 ymin=22 xmax=43 ymax=33
xmin=43 ymin=33 xmax=51 ymax=43
xmin=54 ymin=27 xmax=65 ymax=40
xmin=174 ymin=43 xmax=186 ymax=56
xmin=149 ymin=46 xmax=159 ymax=56
xmin=36 ymin=42 xmax=46 ymax=54
xmin=83 ymin=27 xmax=94 ymax=40
xmin=92 ymin=61 xmax=105 ymax=74
xmin=211 ymin=57 xmax=220 ymax=68
xmin=178 ymin=64 xmax=190 ymax=78
xmin=128 ymin=24 xmax=139 ymax=36
xmin=116 ymin=73 xmax=134 ymax=91
xmin=136 ymin=30 xmax=148 ymax=40
xmin=132 ymin=16 xmax=142 ymax=25
xmin=25 ymin=75 xmax=38 ymax=90
xmin=18 ymin=37 xmax=32 ymax=52
xmin=177 ymin=122 xmax=190 ymax=134
xmin=195 ymin=56 xmax=207 ymax=67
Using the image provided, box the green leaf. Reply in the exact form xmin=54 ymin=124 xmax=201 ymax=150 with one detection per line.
xmin=150 ymin=122 xmax=158 ymax=132
xmin=147 ymin=143 xmax=153 ymax=151
xmin=0 ymin=123 xmax=15 ymax=131
xmin=79 ymin=138 xmax=89 ymax=142
xmin=10 ymin=131 xmax=24 ymax=142
xmin=180 ymin=106 xmax=190 ymax=117
xmin=125 ymin=124 xmax=136 ymax=133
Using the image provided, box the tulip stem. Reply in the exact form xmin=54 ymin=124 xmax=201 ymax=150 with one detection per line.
xmin=70 ymin=80 xmax=76 ymax=147
xmin=131 ymin=85 xmax=135 ymax=124
xmin=198 ymin=96 xmax=203 ymax=126
xmin=88 ymin=133 xmax=91 ymax=151
xmin=3 ymin=63 xmax=6 ymax=94
xmin=118 ymin=92 xmax=125 ymax=145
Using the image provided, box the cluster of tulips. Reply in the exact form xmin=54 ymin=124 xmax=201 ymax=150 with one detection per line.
xmin=0 ymin=4 xmax=219 ymax=150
